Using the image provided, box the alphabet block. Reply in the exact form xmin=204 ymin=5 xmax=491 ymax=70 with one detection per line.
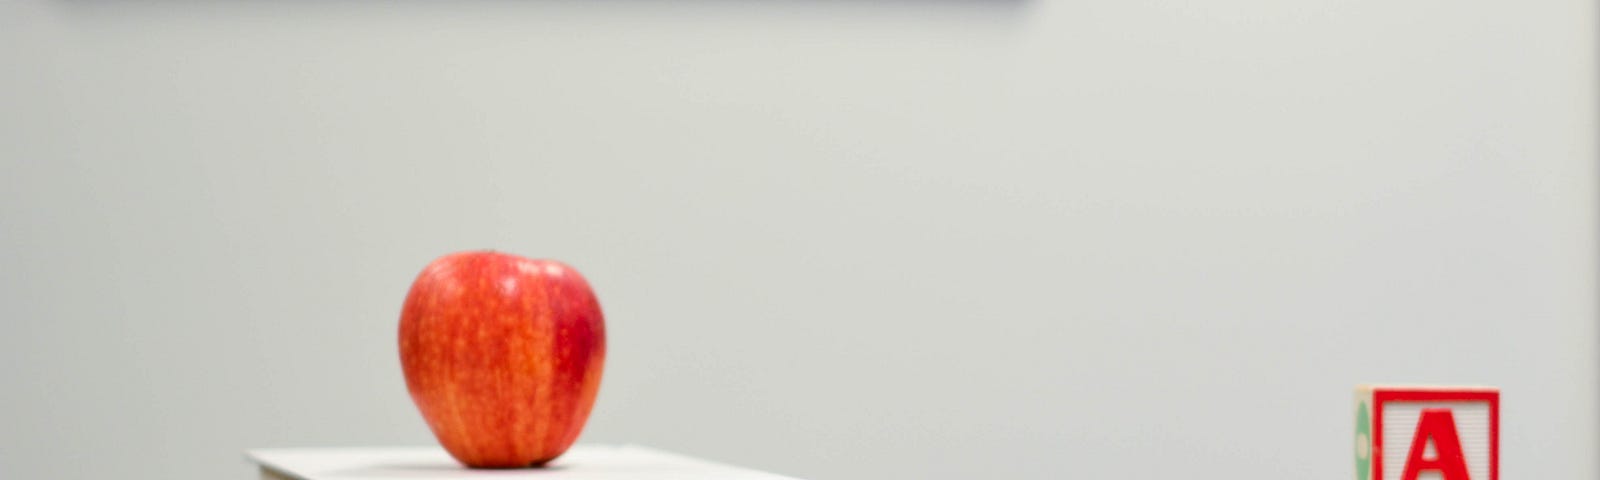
xmin=1354 ymin=385 xmax=1498 ymax=480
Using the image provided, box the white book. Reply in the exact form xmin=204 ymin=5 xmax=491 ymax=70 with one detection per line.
xmin=246 ymin=445 xmax=804 ymax=480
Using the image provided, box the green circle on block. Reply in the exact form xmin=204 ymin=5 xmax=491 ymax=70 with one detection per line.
xmin=1355 ymin=401 xmax=1371 ymax=480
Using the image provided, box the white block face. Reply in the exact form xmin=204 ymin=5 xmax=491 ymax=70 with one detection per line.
xmin=1380 ymin=401 xmax=1491 ymax=480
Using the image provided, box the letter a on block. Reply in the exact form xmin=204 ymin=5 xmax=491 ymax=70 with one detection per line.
xmin=1401 ymin=409 xmax=1471 ymax=480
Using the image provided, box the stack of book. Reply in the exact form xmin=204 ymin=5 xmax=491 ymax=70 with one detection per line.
xmin=247 ymin=445 xmax=803 ymax=480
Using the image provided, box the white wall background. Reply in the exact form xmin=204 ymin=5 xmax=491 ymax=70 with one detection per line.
xmin=1 ymin=0 xmax=1596 ymax=479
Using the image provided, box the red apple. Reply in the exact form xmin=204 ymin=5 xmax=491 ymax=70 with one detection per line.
xmin=398 ymin=251 xmax=606 ymax=468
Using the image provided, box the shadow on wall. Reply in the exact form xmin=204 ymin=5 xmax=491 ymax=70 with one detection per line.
xmin=52 ymin=0 xmax=1033 ymax=15
xmin=45 ymin=0 xmax=1038 ymax=37
xmin=45 ymin=0 xmax=1036 ymax=42
xmin=55 ymin=0 xmax=1029 ymax=4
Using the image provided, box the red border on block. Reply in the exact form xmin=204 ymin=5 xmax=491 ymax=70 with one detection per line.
xmin=1371 ymin=387 xmax=1499 ymax=480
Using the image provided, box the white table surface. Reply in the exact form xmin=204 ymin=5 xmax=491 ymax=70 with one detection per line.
xmin=246 ymin=445 xmax=803 ymax=480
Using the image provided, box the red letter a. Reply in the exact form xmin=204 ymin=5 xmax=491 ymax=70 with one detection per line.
xmin=1401 ymin=408 xmax=1471 ymax=480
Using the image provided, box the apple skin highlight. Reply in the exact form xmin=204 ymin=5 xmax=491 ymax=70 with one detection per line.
xmin=399 ymin=251 xmax=606 ymax=468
